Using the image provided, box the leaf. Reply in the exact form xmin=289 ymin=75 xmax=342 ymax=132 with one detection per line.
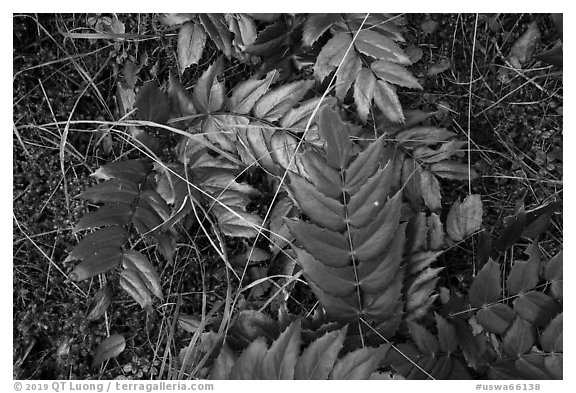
xmin=293 ymin=247 xmax=356 ymax=298
xmin=158 ymin=13 xmax=195 ymax=26
xmin=77 ymin=179 xmax=139 ymax=205
xmin=69 ymin=247 xmax=123 ymax=281
xmin=279 ymin=96 xmax=337 ymax=131
xmin=74 ymin=204 xmax=132 ymax=233
xmin=408 ymin=321 xmax=440 ymax=354
xmin=508 ymin=21 xmax=541 ymax=68
xmin=313 ymin=33 xmax=352 ymax=81
xmin=344 ymin=134 xmax=385 ymax=194
xmin=354 ymin=30 xmax=411 ymax=64
xmin=300 ymin=150 xmax=342 ymax=198
xmin=420 ymin=170 xmax=442 ymax=211
xmin=544 ymin=354 xmax=562 ymax=379
xmin=317 ymin=107 xmax=352 ymax=170
xmin=475 ymin=304 xmax=516 ymax=335
xmin=121 ymin=250 xmax=163 ymax=300
xmin=371 ymin=60 xmax=422 ymax=89
xmin=168 ymin=73 xmax=196 ymax=118
xmin=373 ymin=79 xmax=404 ymax=123
xmin=435 ymin=313 xmax=457 ymax=354
xmin=66 ymin=227 xmax=126 ymax=262
xmin=544 ymin=250 xmax=562 ymax=300
xmin=177 ymin=314 xmax=201 ymax=334
xmin=209 ymin=344 xmax=235 ymax=380
xmin=253 ymin=80 xmax=314 ymax=122
xmin=244 ymin=19 xmax=290 ymax=57
xmin=135 ymin=81 xmax=171 ymax=124
xmin=286 ymin=220 xmax=350 ymax=268
xmin=513 ymin=291 xmax=559 ymax=327
xmin=302 ymin=14 xmax=342 ymax=47
xmin=353 ymin=191 xmax=402 ymax=260
xmin=330 ymin=345 xmax=390 ymax=379
xmin=228 ymin=71 xmax=275 ymax=114
xmin=92 ymin=157 xmax=147 ymax=182
xmin=506 ymin=258 xmax=540 ymax=296
xmin=178 ymin=22 xmax=207 ymax=73
xmin=261 ymin=321 xmax=301 ymax=379
xmin=515 ymin=354 xmax=551 ymax=379
xmin=495 ymin=205 xmax=527 ymax=252
xmin=216 ymin=209 xmax=261 ymax=238
xmin=86 ymin=284 xmax=113 ymax=321
xmin=192 ymin=56 xmax=224 ymax=114
xmin=347 ymin=163 xmax=394 ymax=227
xmin=119 ymin=269 xmax=153 ymax=309
xmin=541 ymin=313 xmax=562 ymax=353
xmin=468 ymin=259 xmax=501 ymax=308
xmin=502 ymin=317 xmax=535 ymax=357
xmin=353 ymin=68 xmax=376 ymax=123
xmin=446 ymin=194 xmax=483 ymax=241
xmin=288 ymin=173 xmax=346 ymax=232
xmin=294 ymin=326 xmax=347 ymax=379
xmin=198 ymin=14 xmax=232 ymax=58
xmin=229 ymin=337 xmax=268 ymax=379
xmin=394 ymin=127 xmax=456 ymax=149
xmin=93 ymin=334 xmax=126 ymax=367
xmin=427 ymin=213 xmax=444 ymax=250
xmin=430 ymin=160 xmax=478 ymax=180
xmin=335 ymin=50 xmax=361 ymax=100
xmin=227 ymin=14 xmax=257 ymax=50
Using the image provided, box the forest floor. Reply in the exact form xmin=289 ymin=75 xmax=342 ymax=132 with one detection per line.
xmin=13 ymin=13 xmax=562 ymax=379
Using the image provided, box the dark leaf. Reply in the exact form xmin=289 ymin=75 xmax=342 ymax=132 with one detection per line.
xmin=69 ymin=247 xmax=123 ymax=282
xmin=86 ymin=284 xmax=113 ymax=321
xmin=93 ymin=334 xmax=126 ymax=367
xmin=475 ymin=304 xmax=516 ymax=335
xmin=302 ymin=14 xmax=342 ymax=47
xmin=77 ymin=179 xmax=139 ymax=205
xmin=408 ymin=321 xmax=439 ymax=354
xmin=502 ymin=317 xmax=535 ymax=357
xmin=541 ymin=313 xmax=562 ymax=353
xmin=74 ymin=203 xmax=132 ymax=233
xmin=495 ymin=205 xmax=527 ymax=252
xmin=468 ymin=259 xmax=501 ymax=308
xmin=512 ymin=291 xmax=559 ymax=327
xmin=286 ymin=220 xmax=350 ymax=267
xmin=430 ymin=160 xmax=478 ymax=181
xmin=229 ymin=337 xmax=268 ymax=379
xmin=317 ymin=107 xmax=352 ymax=170
xmin=135 ymin=81 xmax=171 ymax=124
